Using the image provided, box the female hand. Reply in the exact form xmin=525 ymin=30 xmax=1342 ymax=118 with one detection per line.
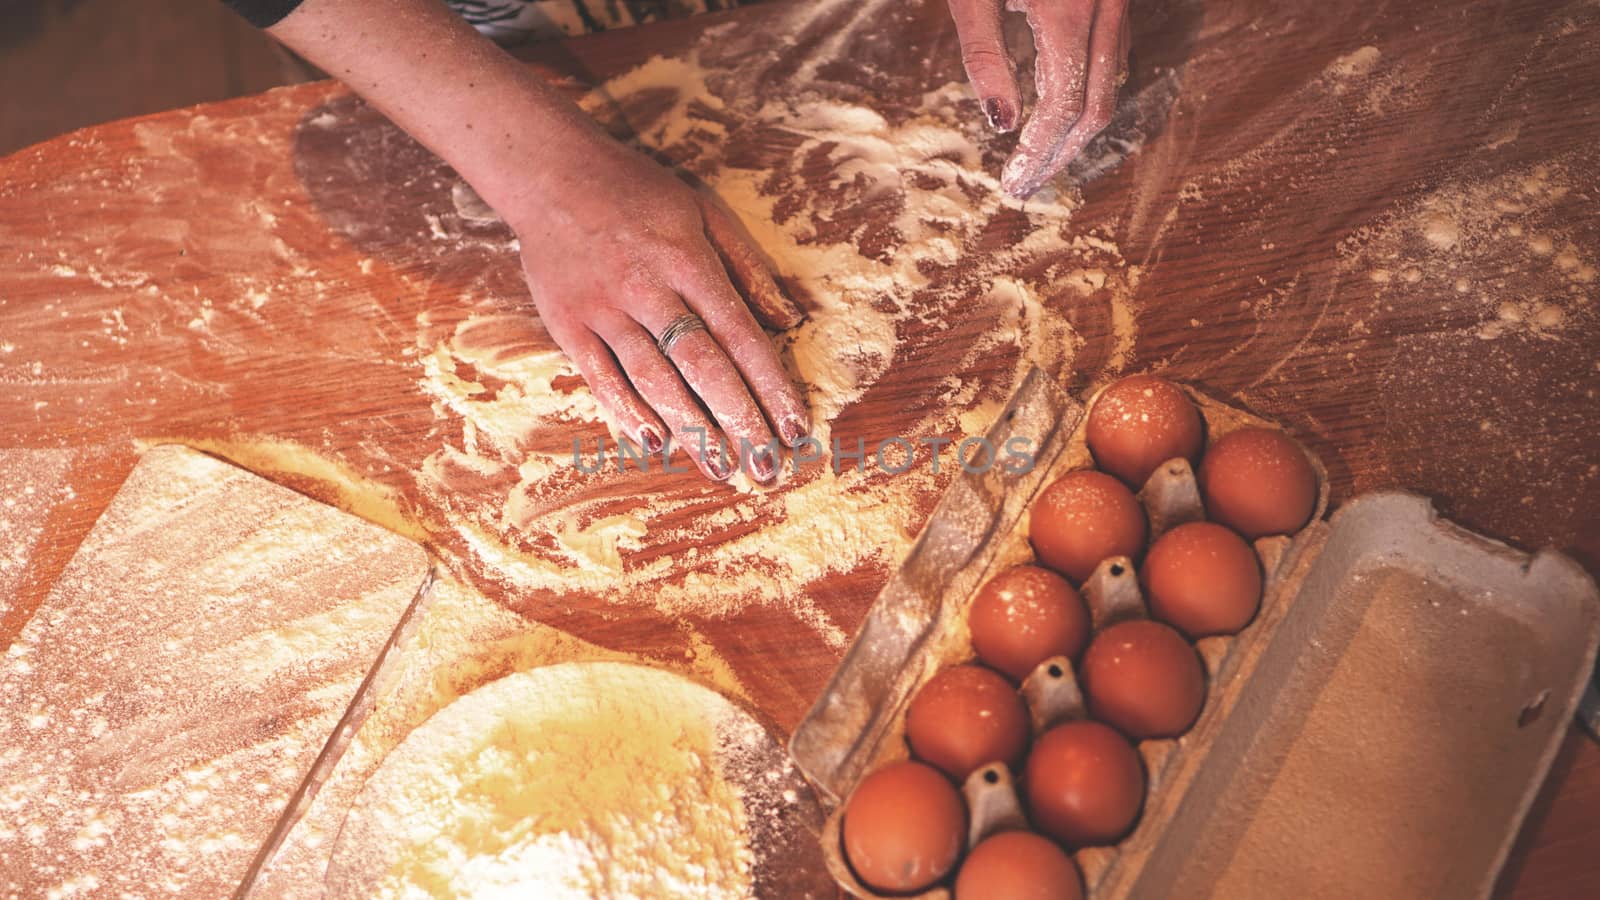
xmin=505 ymin=131 xmax=811 ymax=484
xmin=267 ymin=0 xmax=809 ymax=483
xmin=946 ymin=0 xmax=1132 ymax=198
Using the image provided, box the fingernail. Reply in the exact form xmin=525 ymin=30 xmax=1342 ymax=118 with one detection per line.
xmin=983 ymin=98 xmax=1016 ymax=133
xmin=639 ymin=425 xmax=664 ymax=454
xmin=779 ymin=414 xmax=808 ymax=447
xmin=751 ymin=446 xmax=777 ymax=482
xmin=1000 ymin=156 xmax=1038 ymax=200
xmin=706 ymin=449 xmax=733 ymax=481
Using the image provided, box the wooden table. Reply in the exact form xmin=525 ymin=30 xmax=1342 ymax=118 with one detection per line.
xmin=0 ymin=0 xmax=1594 ymax=895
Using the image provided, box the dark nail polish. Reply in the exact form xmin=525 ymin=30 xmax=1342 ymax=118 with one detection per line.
xmin=983 ymin=98 xmax=1016 ymax=132
xmin=779 ymin=415 xmax=808 ymax=447
xmin=752 ymin=447 xmax=777 ymax=482
xmin=640 ymin=425 xmax=663 ymax=454
xmin=706 ymin=450 xmax=733 ymax=481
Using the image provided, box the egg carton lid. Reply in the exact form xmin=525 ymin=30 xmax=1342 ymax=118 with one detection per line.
xmin=789 ymin=366 xmax=1600 ymax=899
xmin=789 ymin=366 xmax=1085 ymax=804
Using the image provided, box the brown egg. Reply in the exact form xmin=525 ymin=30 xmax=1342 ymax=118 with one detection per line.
xmin=1198 ymin=427 xmax=1318 ymax=538
xmin=1080 ymin=620 xmax=1205 ymax=739
xmin=1142 ymin=522 xmax=1263 ymax=638
xmin=1029 ymin=470 xmax=1147 ymax=584
xmin=907 ymin=665 xmax=1030 ymax=781
xmin=1025 ymin=720 xmax=1145 ymax=846
xmin=970 ymin=566 xmax=1092 ymax=682
xmin=843 ymin=761 xmax=966 ymax=893
xmin=1086 ymin=375 xmax=1205 ymax=488
xmin=955 ymin=830 xmax=1083 ymax=900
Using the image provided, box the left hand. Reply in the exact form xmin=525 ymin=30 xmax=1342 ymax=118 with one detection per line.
xmin=502 ymin=130 xmax=811 ymax=484
xmin=946 ymin=0 xmax=1131 ymax=198
xmin=265 ymin=0 xmax=810 ymax=484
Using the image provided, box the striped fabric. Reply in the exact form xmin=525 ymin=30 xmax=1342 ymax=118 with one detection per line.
xmin=446 ymin=0 xmax=743 ymax=44
xmin=224 ymin=0 xmax=745 ymax=36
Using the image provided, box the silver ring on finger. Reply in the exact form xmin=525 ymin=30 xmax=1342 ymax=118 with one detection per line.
xmin=655 ymin=313 xmax=707 ymax=357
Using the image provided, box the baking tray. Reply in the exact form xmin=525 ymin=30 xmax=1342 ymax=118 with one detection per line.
xmin=790 ymin=367 xmax=1600 ymax=899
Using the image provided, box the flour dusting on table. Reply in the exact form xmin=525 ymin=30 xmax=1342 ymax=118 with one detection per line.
xmin=1342 ymin=159 xmax=1593 ymax=342
xmin=0 ymin=449 xmax=76 ymax=624
xmin=411 ymin=46 xmax=1136 ymax=634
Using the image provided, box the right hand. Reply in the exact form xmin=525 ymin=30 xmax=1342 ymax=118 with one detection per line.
xmin=947 ymin=0 xmax=1132 ymax=198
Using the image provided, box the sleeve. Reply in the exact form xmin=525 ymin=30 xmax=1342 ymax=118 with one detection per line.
xmin=221 ymin=0 xmax=308 ymax=28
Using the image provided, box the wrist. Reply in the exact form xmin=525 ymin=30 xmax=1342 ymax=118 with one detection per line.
xmin=445 ymin=72 xmax=602 ymax=231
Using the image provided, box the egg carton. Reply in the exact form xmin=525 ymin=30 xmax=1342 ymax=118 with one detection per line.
xmin=789 ymin=366 xmax=1600 ymax=899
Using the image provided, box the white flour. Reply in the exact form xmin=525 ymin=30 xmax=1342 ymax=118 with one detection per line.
xmin=411 ymin=49 xmax=1138 ymax=636
xmin=325 ymin=662 xmax=792 ymax=898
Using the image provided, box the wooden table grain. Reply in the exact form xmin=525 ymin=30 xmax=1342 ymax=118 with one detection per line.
xmin=0 ymin=0 xmax=1595 ymax=896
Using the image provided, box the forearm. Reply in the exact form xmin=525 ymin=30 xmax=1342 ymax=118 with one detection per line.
xmin=246 ymin=0 xmax=810 ymax=482
xmin=266 ymin=0 xmax=597 ymax=229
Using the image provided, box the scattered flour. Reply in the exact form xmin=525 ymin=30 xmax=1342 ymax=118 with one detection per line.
xmin=324 ymin=662 xmax=799 ymax=898
xmin=0 ymin=446 xmax=427 ymax=899
xmin=1420 ymin=212 xmax=1460 ymax=251
xmin=248 ymin=572 xmax=787 ymax=892
xmin=1326 ymin=46 xmax=1382 ymax=79
xmin=1343 ymin=159 xmax=1594 ymax=342
xmin=408 ymin=48 xmax=1139 ymax=638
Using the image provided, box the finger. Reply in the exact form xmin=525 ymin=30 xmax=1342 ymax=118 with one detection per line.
xmin=1118 ymin=1 xmax=1131 ymax=62
xmin=700 ymin=196 xmax=806 ymax=331
xmin=1020 ymin=0 xmax=1130 ymax=189
xmin=537 ymin=309 xmax=667 ymax=455
xmin=947 ymin=0 xmax=1022 ymax=132
xmin=1001 ymin=0 xmax=1097 ymax=198
xmin=597 ymin=316 xmax=737 ymax=482
xmin=634 ymin=297 xmax=783 ymax=483
xmin=673 ymin=251 xmax=812 ymax=450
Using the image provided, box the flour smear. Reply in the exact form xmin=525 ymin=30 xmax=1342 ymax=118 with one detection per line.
xmin=413 ymin=41 xmax=1139 ymax=635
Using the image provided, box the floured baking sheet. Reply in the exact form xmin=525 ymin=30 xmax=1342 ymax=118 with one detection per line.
xmin=0 ymin=445 xmax=430 ymax=897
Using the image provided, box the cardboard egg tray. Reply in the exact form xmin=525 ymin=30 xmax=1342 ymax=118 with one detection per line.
xmin=789 ymin=367 xmax=1600 ymax=899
